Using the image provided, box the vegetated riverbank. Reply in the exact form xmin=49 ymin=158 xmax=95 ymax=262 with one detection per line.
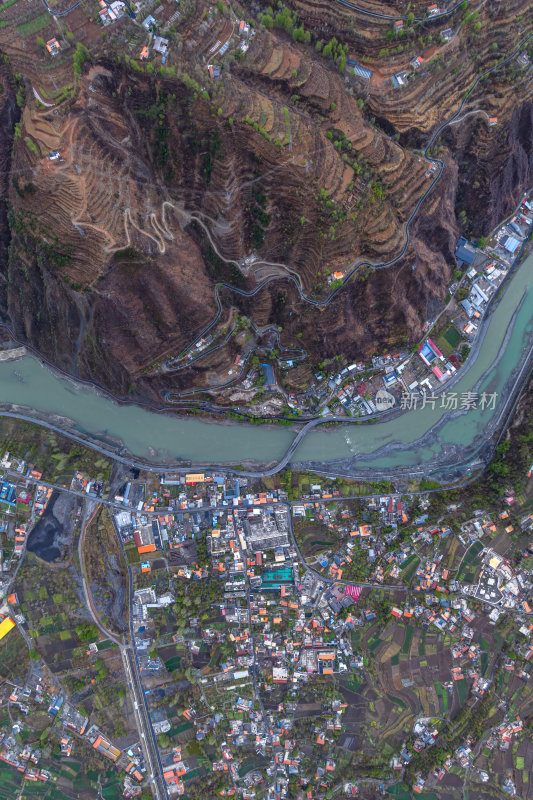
xmin=0 ymin=242 xmax=530 ymax=477
xmin=0 ymin=325 xmax=532 ymax=485
xmin=295 ymin=279 xmax=533 ymax=476
xmin=0 ymin=320 xmax=302 ymax=428
xmin=0 ymin=281 xmax=532 ymax=489
xmin=0 ymin=188 xmax=531 ymax=436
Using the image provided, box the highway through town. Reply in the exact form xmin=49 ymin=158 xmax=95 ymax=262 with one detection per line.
xmin=123 ymin=647 xmax=168 ymax=800
xmin=76 ymin=501 xmax=169 ymax=799
xmin=120 ymin=522 xmax=170 ymax=800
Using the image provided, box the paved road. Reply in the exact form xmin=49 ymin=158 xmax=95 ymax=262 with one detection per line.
xmin=0 ymin=310 xmax=529 ymax=486
xmin=76 ymin=500 xmax=168 ymax=800
xmin=159 ymin=34 xmax=531 ymax=402
xmin=163 ymin=320 xmax=306 ymax=380
xmin=2 ymin=30 xmax=528 ymax=420
xmin=0 ymin=39 xmax=530 ymax=485
xmin=288 ymin=509 xmax=409 ymax=591
xmin=335 ymin=0 xmax=467 ymax=21
xmin=246 ymin=586 xmax=266 ymax=719
xmin=119 ymin=519 xmax=169 ymax=800
xmin=4 ymin=458 xmax=457 ymax=517
xmin=123 ymin=647 xmax=168 ymax=800
xmin=39 ymin=0 xmax=81 ymax=16
xmin=77 ymin=502 xmax=124 ymax=644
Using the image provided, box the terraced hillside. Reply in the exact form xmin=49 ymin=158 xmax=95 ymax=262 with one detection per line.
xmin=0 ymin=0 xmax=531 ymax=405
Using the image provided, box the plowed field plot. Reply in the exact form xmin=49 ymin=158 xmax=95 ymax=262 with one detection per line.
xmin=457 ymin=540 xmax=483 ymax=581
xmin=380 ymin=626 xmax=453 ymax=719
xmin=0 ymin=627 xmax=29 ymax=683
xmin=58 ymin=4 xmax=103 ymax=45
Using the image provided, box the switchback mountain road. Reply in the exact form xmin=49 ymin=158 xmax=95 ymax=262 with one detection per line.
xmin=155 ymin=33 xmax=531 ymax=401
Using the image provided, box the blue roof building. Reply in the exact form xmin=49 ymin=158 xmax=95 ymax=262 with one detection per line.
xmin=455 ymin=236 xmax=477 ymax=266
xmin=501 ymin=234 xmax=520 ymax=254
xmin=224 ymin=480 xmax=240 ymax=500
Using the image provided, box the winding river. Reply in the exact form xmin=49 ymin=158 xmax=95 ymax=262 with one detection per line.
xmin=0 ymin=249 xmax=532 ymax=474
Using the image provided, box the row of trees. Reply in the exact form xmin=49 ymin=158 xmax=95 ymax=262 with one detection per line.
xmin=260 ymin=5 xmax=349 ymax=73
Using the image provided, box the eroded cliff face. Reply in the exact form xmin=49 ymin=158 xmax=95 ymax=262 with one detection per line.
xmin=0 ymin=70 xmax=18 ymax=322
xmin=0 ymin=0 xmax=531 ymax=405
xmin=3 ymin=59 xmax=458 ymax=401
xmin=451 ymin=101 xmax=533 ymax=237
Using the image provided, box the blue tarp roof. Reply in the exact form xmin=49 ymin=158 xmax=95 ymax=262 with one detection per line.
xmin=351 ymin=64 xmax=372 ymax=80
xmin=261 ymin=363 xmax=275 ymax=386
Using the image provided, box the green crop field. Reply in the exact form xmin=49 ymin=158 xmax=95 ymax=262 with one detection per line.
xmin=101 ymin=779 xmax=122 ymax=800
xmin=310 ymin=539 xmax=335 ymax=548
xmin=239 ymin=755 xmax=268 ymax=777
xmin=344 ymin=679 xmax=363 ymax=693
xmin=402 ymin=556 xmax=420 ymax=583
xmin=0 ymin=763 xmax=23 ymax=799
xmin=209 ymin=645 xmax=220 ymax=668
xmin=435 ymin=681 xmax=448 ymax=712
xmin=97 ymin=639 xmax=114 ymax=650
xmin=386 ymin=782 xmax=411 ymax=800
xmin=443 ymin=326 xmax=461 ymax=349
xmin=480 ymin=651 xmax=488 ymax=675
xmin=165 ymin=655 xmax=182 ymax=671
xmin=387 ymin=693 xmax=406 ymax=709
xmin=168 ymin=721 xmax=193 ymax=737
xmin=17 ymin=12 xmax=50 ymax=36
xmin=456 ymin=677 xmax=468 ymax=706
xmin=183 ymin=767 xmax=204 ymax=782
xmin=401 ymin=625 xmax=414 ymax=655
xmin=0 ymin=0 xmax=20 ymax=12
xmin=457 ymin=541 xmax=483 ymax=581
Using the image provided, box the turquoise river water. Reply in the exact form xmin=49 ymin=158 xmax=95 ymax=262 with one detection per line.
xmin=0 ymin=250 xmax=532 ymax=470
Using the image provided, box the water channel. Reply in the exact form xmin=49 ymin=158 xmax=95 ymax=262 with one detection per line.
xmin=0 ymin=250 xmax=532 ymax=472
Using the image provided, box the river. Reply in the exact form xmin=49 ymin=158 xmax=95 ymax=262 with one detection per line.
xmin=0 ymin=250 xmax=532 ymax=472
